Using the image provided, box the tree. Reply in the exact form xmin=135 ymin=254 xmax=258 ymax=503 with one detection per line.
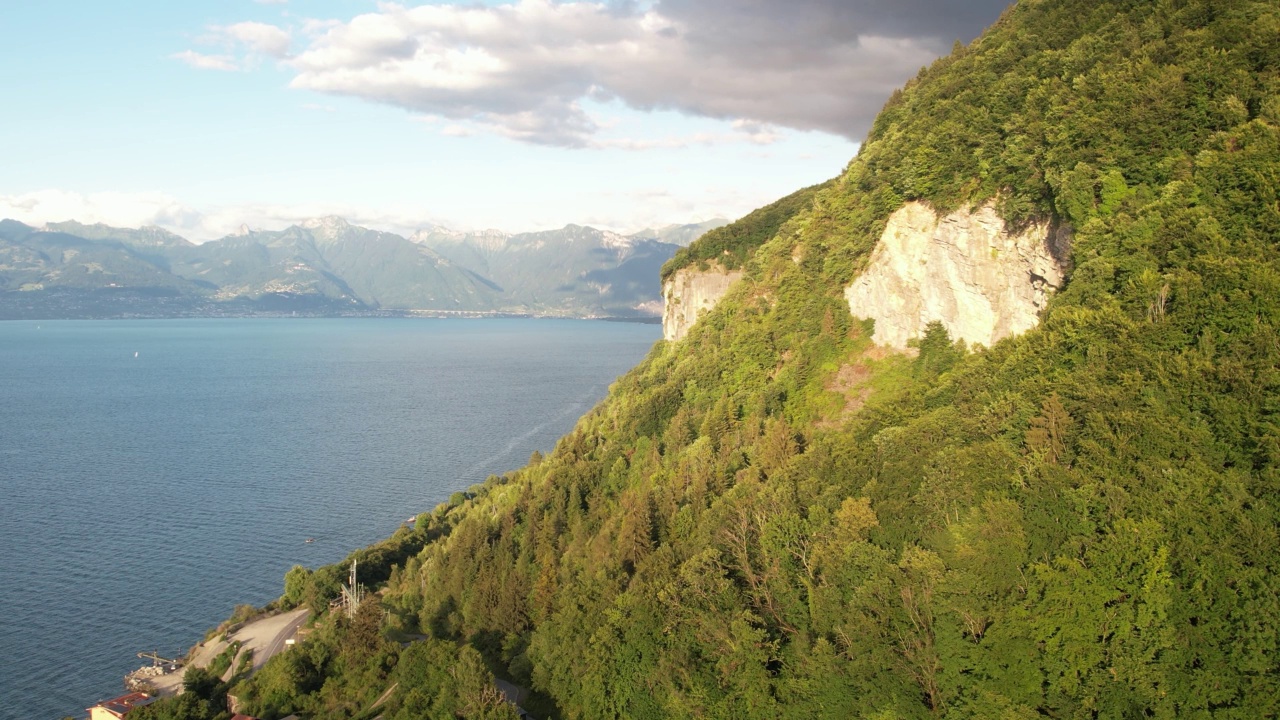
xmin=453 ymin=645 xmax=520 ymax=719
xmin=914 ymin=321 xmax=962 ymax=377
xmin=345 ymin=593 xmax=385 ymax=666
xmin=1025 ymin=393 xmax=1073 ymax=465
xmin=283 ymin=564 xmax=312 ymax=609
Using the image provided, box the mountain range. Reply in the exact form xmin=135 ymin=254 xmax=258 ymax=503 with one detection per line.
xmin=0 ymin=217 xmax=727 ymax=320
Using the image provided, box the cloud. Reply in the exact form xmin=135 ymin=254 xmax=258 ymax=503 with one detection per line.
xmin=0 ymin=190 xmax=460 ymax=243
xmin=174 ymin=21 xmax=293 ymax=71
xmin=301 ymin=18 xmax=342 ymax=36
xmin=0 ymin=190 xmax=204 ymax=235
xmin=273 ymin=0 xmax=1008 ymax=146
xmin=220 ymin=21 xmax=292 ymax=58
xmin=656 ymin=0 xmax=1005 ymax=53
xmin=731 ymin=120 xmax=781 ymax=146
xmin=0 ymin=182 xmax=820 ymax=244
xmin=171 ymin=50 xmax=239 ymax=72
xmin=193 ymin=202 xmax=454 ymax=241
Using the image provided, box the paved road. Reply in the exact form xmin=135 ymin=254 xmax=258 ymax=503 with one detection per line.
xmin=148 ymin=607 xmax=310 ymax=695
xmin=248 ymin=607 xmax=310 ymax=673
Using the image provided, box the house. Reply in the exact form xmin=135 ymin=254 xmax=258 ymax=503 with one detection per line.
xmin=87 ymin=692 xmax=157 ymax=720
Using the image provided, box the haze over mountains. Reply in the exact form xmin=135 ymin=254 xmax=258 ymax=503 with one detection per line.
xmin=0 ymin=217 xmax=726 ymax=320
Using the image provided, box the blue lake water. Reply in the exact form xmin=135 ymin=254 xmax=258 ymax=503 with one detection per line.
xmin=0 ymin=318 xmax=659 ymax=720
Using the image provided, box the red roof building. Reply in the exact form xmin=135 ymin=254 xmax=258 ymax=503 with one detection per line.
xmin=87 ymin=692 xmax=157 ymax=720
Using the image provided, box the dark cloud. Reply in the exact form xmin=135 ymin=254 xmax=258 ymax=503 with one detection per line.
xmin=657 ymin=0 xmax=1010 ymax=47
xmin=273 ymin=0 xmax=1012 ymax=146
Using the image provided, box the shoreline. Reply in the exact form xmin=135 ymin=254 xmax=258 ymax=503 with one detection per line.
xmin=118 ymin=607 xmax=311 ymax=700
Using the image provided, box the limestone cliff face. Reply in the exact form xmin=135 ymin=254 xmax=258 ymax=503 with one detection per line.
xmin=662 ymin=265 xmax=744 ymax=342
xmin=845 ymin=201 xmax=1069 ymax=350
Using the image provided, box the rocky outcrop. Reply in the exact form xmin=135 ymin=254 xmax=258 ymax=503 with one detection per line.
xmin=845 ymin=201 xmax=1069 ymax=350
xmin=662 ymin=264 xmax=744 ymax=342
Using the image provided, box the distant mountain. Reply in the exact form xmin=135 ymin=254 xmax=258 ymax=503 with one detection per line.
xmin=413 ymin=224 xmax=683 ymax=317
xmin=0 ymin=220 xmax=237 ymax=319
xmin=164 ymin=217 xmax=501 ymax=312
xmin=0 ymin=215 xmax=704 ymax=319
xmin=0 ymin=222 xmax=204 ymax=294
xmin=42 ymin=220 xmax=195 ymax=250
xmin=627 ymin=218 xmax=728 ymax=247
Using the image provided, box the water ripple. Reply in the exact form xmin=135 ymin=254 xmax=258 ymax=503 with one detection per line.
xmin=0 ymin=318 xmax=658 ymax=720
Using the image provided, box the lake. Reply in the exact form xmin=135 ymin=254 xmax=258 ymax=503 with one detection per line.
xmin=0 ymin=318 xmax=659 ymax=720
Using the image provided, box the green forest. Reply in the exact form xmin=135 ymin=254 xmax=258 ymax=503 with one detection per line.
xmin=137 ymin=0 xmax=1280 ymax=717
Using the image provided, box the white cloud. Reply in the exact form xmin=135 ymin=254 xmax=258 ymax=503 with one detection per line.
xmin=301 ymin=18 xmax=342 ymax=36
xmin=0 ymin=187 xmax=765 ymax=245
xmin=171 ymin=50 xmax=240 ymax=72
xmin=172 ymin=0 xmax=1013 ymax=147
xmin=220 ymin=21 xmax=292 ymax=58
xmin=276 ymin=0 xmax=956 ymax=147
xmin=0 ymin=190 xmax=203 ymax=235
xmin=174 ymin=21 xmax=293 ymax=72
xmin=0 ymin=190 xmax=464 ymax=243
xmin=193 ymin=202 xmax=456 ymax=241
xmin=731 ymin=120 xmax=781 ymax=146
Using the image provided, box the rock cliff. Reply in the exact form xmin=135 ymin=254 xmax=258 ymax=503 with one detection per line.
xmin=844 ymin=201 xmax=1069 ymax=350
xmin=662 ymin=264 xmax=744 ymax=342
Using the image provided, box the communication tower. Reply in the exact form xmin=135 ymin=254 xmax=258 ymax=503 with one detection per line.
xmin=339 ymin=559 xmax=364 ymax=616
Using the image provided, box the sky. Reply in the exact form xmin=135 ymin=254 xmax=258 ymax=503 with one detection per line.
xmin=0 ymin=0 xmax=1010 ymax=242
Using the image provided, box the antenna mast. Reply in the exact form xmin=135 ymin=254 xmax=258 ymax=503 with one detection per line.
xmin=338 ymin=559 xmax=364 ymax=616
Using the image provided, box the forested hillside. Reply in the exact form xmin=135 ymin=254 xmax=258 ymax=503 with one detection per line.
xmin=141 ymin=0 xmax=1280 ymax=717
xmin=659 ymin=183 xmax=829 ymax=281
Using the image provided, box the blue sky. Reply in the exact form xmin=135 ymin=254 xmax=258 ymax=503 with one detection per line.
xmin=0 ymin=1 xmax=1007 ymax=241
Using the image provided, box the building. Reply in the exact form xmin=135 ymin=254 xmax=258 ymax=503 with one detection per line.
xmin=87 ymin=692 xmax=157 ymax=720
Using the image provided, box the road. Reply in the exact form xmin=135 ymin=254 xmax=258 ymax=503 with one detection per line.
xmin=148 ymin=607 xmax=310 ymax=695
xmin=245 ymin=607 xmax=310 ymax=673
